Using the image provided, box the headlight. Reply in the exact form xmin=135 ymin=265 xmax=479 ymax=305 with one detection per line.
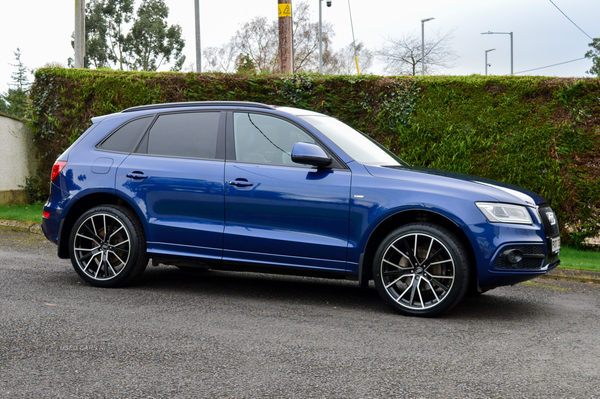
xmin=476 ymin=202 xmax=533 ymax=224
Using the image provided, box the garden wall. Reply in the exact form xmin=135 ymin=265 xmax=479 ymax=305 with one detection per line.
xmin=0 ymin=113 xmax=37 ymax=205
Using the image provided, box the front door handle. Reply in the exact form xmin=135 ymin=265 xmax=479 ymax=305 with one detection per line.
xmin=126 ymin=172 xmax=149 ymax=180
xmin=229 ymin=179 xmax=253 ymax=187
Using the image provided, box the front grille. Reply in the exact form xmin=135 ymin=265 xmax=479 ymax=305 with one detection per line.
xmin=538 ymin=206 xmax=560 ymax=237
xmin=494 ymin=244 xmax=545 ymax=270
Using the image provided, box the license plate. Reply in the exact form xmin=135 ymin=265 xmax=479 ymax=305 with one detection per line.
xmin=551 ymin=236 xmax=561 ymax=253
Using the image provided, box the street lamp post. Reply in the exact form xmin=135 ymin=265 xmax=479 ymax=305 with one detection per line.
xmin=421 ymin=17 xmax=434 ymax=76
xmin=481 ymin=31 xmax=513 ymax=75
xmin=319 ymin=1 xmax=332 ymax=74
xmin=485 ymin=48 xmax=495 ymax=75
xmin=194 ymin=0 xmax=201 ymax=73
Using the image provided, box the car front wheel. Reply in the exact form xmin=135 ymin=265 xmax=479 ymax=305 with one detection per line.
xmin=69 ymin=205 xmax=148 ymax=287
xmin=373 ymin=223 xmax=470 ymax=317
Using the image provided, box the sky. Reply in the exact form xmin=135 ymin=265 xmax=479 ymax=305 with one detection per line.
xmin=0 ymin=0 xmax=598 ymax=92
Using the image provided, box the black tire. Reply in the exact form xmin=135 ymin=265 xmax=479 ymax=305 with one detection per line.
xmin=372 ymin=223 xmax=470 ymax=317
xmin=69 ymin=205 xmax=148 ymax=287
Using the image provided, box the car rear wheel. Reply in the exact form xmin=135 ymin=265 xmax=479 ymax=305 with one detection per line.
xmin=69 ymin=205 xmax=148 ymax=287
xmin=373 ymin=223 xmax=470 ymax=317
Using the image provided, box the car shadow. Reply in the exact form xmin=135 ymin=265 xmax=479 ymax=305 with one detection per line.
xmin=126 ymin=265 xmax=553 ymax=321
xmin=137 ymin=265 xmax=387 ymax=313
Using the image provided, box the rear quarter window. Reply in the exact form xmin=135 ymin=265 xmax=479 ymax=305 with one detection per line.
xmin=98 ymin=116 xmax=153 ymax=153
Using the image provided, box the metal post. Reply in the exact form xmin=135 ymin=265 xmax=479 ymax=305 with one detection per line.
xmin=510 ymin=32 xmax=513 ymax=75
xmin=319 ymin=0 xmax=322 ymax=74
xmin=74 ymin=0 xmax=85 ymax=68
xmin=195 ymin=0 xmax=201 ymax=73
xmin=481 ymin=31 xmax=513 ymax=75
xmin=485 ymin=48 xmax=495 ymax=75
xmin=348 ymin=0 xmax=359 ymax=75
xmin=485 ymin=52 xmax=487 ymax=76
xmin=421 ymin=22 xmax=424 ymax=76
xmin=421 ymin=18 xmax=434 ymax=76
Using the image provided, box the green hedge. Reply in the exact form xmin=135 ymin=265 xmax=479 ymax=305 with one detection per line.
xmin=29 ymin=67 xmax=600 ymax=246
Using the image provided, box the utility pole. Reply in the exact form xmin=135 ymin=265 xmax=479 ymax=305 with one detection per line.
xmin=74 ymin=0 xmax=85 ymax=68
xmin=195 ymin=0 xmax=201 ymax=72
xmin=278 ymin=0 xmax=293 ymax=73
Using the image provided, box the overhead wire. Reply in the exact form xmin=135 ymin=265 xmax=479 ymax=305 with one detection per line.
xmin=548 ymin=0 xmax=593 ymax=40
xmin=512 ymin=1 xmax=593 ymax=75
xmin=514 ymin=57 xmax=587 ymax=74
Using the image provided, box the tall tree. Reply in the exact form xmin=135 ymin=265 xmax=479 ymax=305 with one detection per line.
xmin=585 ymin=38 xmax=600 ymax=76
xmin=78 ymin=0 xmax=184 ymax=71
xmin=84 ymin=0 xmax=109 ymax=68
xmin=103 ymin=0 xmax=135 ymax=70
xmin=377 ymin=29 xmax=457 ymax=76
xmin=126 ymin=0 xmax=186 ymax=71
xmin=0 ymin=49 xmax=30 ymax=119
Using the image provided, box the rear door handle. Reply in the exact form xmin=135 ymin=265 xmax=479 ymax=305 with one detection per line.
xmin=126 ymin=172 xmax=149 ymax=180
xmin=229 ymin=179 xmax=253 ymax=187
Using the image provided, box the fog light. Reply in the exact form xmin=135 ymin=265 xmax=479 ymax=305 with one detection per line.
xmin=503 ymin=249 xmax=523 ymax=264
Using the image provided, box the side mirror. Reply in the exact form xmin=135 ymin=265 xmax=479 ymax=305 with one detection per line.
xmin=291 ymin=142 xmax=332 ymax=167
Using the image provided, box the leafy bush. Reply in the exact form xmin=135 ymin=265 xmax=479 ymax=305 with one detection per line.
xmin=28 ymin=68 xmax=600 ymax=246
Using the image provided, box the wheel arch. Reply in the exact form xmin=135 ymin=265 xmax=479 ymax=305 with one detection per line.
xmin=58 ymin=192 xmax=145 ymax=258
xmin=360 ymin=209 xmax=478 ymax=291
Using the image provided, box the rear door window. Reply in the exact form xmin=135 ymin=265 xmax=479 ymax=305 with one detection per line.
xmin=139 ymin=112 xmax=221 ymax=159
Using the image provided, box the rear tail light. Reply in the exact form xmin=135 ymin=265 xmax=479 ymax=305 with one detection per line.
xmin=51 ymin=161 xmax=67 ymax=183
xmin=42 ymin=211 xmax=50 ymax=218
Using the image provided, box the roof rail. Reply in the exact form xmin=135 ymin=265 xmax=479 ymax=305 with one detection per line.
xmin=122 ymin=101 xmax=274 ymax=113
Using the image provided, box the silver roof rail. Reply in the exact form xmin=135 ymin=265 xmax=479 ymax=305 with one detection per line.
xmin=122 ymin=101 xmax=275 ymax=113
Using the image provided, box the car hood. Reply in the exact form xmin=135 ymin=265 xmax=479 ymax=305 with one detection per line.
xmin=364 ymin=165 xmax=547 ymax=207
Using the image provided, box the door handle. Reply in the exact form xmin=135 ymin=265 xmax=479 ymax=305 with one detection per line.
xmin=126 ymin=172 xmax=149 ymax=180
xmin=229 ymin=179 xmax=253 ymax=187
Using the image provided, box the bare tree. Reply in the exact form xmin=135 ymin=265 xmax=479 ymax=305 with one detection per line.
xmin=290 ymin=1 xmax=336 ymax=72
xmin=233 ymin=16 xmax=279 ymax=73
xmin=203 ymin=41 xmax=238 ymax=73
xmin=324 ymin=41 xmax=374 ymax=75
xmin=378 ymin=29 xmax=457 ymax=75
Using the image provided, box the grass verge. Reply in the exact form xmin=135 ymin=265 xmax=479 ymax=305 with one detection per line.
xmin=558 ymin=246 xmax=600 ymax=273
xmin=0 ymin=203 xmax=44 ymax=224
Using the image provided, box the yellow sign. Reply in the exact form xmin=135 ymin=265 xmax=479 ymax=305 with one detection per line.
xmin=278 ymin=3 xmax=291 ymax=17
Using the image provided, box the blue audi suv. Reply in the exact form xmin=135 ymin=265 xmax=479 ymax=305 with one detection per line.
xmin=42 ymin=101 xmax=561 ymax=316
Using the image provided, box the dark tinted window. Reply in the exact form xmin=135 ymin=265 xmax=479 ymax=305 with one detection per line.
xmin=100 ymin=116 xmax=152 ymax=153
xmin=146 ymin=112 xmax=220 ymax=159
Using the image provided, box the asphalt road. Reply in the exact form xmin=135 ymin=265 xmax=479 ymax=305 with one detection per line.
xmin=1 ymin=229 xmax=600 ymax=399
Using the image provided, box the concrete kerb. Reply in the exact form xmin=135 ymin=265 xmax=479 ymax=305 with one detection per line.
xmin=0 ymin=219 xmax=43 ymax=235
xmin=0 ymin=218 xmax=599 ymax=284
xmin=542 ymin=268 xmax=600 ymax=284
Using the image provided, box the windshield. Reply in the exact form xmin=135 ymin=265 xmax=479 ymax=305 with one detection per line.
xmin=299 ymin=115 xmax=408 ymax=166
